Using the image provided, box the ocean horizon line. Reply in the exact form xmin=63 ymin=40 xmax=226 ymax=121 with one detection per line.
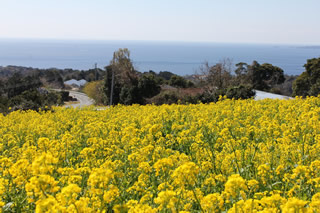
xmin=1 ymin=37 xmax=320 ymax=47
xmin=0 ymin=39 xmax=319 ymax=75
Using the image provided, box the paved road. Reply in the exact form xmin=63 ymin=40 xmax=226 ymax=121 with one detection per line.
xmin=254 ymin=90 xmax=292 ymax=100
xmin=67 ymin=91 xmax=94 ymax=108
xmin=51 ymin=89 xmax=94 ymax=108
xmin=66 ymin=90 xmax=291 ymax=107
xmin=54 ymin=89 xmax=291 ymax=108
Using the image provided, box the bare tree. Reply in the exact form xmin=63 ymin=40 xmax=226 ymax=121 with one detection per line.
xmin=199 ymin=58 xmax=234 ymax=90
xmin=109 ymin=48 xmax=138 ymax=105
xmin=110 ymin=48 xmax=137 ymax=85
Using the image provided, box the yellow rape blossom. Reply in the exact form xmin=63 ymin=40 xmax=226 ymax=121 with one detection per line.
xmin=1 ymin=97 xmax=320 ymax=211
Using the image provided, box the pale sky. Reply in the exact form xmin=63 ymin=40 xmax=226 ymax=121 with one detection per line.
xmin=1 ymin=0 xmax=320 ymax=44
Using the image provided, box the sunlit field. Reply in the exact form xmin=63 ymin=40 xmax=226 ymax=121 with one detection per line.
xmin=1 ymin=97 xmax=320 ymax=212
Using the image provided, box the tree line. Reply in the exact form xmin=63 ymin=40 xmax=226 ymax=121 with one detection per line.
xmin=85 ymin=48 xmax=293 ymax=105
xmin=0 ymin=73 xmax=67 ymax=114
xmin=0 ymin=65 xmax=108 ymax=114
xmin=86 ymin=49 xmax=320 ymax=106
xmin=1 ymin=48 xmax=319 ymax=113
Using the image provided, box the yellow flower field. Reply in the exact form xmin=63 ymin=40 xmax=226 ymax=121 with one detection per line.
xmin=1 ymin=97 xmax=320 ymax=212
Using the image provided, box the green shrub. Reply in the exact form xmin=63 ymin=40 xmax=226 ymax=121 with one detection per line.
xmin=226 ymin=84 xmax=255 ymax=100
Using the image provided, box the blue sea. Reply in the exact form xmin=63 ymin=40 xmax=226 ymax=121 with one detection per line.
xmin=0 ymin=39 xmax=319 ymax=76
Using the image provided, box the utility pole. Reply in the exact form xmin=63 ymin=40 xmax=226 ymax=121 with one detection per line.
xmin=95 ymin=63 xmax=98 ymax=81
xmin=109 ymin=53 xmax=115 ymax=106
